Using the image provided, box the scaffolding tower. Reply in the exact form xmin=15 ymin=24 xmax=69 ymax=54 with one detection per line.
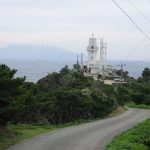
xmin=100 ymin=38 xmax=107 ymax=76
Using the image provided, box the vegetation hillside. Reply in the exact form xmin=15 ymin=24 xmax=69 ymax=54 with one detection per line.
xmin=0 ymin=64 xmax=118 ymax=125
xmin=0 ymin=63 xmax=149 ymax=149
xmin=0 ymin=64 xmax=150 ymax=126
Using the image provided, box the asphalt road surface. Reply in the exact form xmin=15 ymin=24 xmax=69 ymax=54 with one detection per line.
xmin=7 ymin=108 xmax=150 ymax=150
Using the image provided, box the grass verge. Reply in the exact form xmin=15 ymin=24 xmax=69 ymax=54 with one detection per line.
xmin=107 ymin=106 xmax=127 ymax=118
xmin=126 ymin=101 xmax=150 ymax=109
xmin=0 ymin=107 xmax=126 ymax=150
xmin=0 ymin=120 xmax=91 ymax=150
xmin=105 ymin=119 xmax=150 ymax=150
xmin=0 ymin=124 xmax=58 ymax=150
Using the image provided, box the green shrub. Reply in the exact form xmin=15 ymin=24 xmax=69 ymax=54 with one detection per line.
xmin=106 ymin=119 xmax=150 ymax=150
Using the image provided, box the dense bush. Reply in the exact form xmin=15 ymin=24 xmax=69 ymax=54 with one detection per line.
xmin=124 ymin=83 xmax=150 ymax=106
xmin=0 ymin=65 xmax=25 ymax=125
xmin=14 ymin=88 xmax=116 ymax=124
xmin=1 ymin=64 xmax=149 ymax=126
xmin=0 ymin=64 xmax=117 ymax=125
xmin=142 ymin=68 xmax=150 ymax=82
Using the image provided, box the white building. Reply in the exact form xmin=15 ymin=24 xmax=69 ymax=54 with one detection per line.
xmin=83 ymin=34 xmax=107 ymax=79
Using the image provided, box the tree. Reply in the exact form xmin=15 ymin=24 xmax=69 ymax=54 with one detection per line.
xmin=0 ymin=64 xmax=25 ymax=125
xmin=116 ymin=69 xmax=129 ymax=78
xmin=0 ymin=64 xmax=118 ymax=125
xmin=142 ymin=68 xmax=150 ymax=82
xmin=60 ymin=65 xmax=70 ymax=75
xmin=73 ymin=63 xmax=81 ymax=71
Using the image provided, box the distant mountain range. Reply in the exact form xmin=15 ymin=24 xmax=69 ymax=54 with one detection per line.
xmin=0 ymin=45 xmax=77 ymax=61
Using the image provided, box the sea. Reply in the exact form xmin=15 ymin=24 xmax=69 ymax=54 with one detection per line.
xmin=0 ymin=58 xmax=150 ymax=83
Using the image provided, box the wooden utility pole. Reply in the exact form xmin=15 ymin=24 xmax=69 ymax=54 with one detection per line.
xmin=120 ymin=62 xmax=126 ymax=88
xmin=81 ymin=52 xmax=83 ymax=70
xmin=76 ymin=54 xmax=80 ymax=71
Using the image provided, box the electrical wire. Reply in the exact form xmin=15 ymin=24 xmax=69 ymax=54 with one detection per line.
xmin=112 ymin=0 xmax=150 ymax=61
xmin=127 ymin=0 xmax=150 ymax=24
xmin=109 ymin=0 xmax=150 ymax=73
xmin=111 ymin=0 xmax=150 ymax=41
xmin=112 ymin=57 xmax=150 ymax=68
xmin=125 ymin=37 xmax=150 ymax=61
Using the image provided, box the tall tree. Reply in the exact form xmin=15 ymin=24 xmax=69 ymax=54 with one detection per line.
xmin=142 ymin=68 xmax=150 ymax=82
xmin=0 ymin=64 xmax=25 ymax=125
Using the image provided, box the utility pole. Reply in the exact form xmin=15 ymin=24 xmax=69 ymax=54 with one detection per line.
xmin=104 ymin=42 xmax=107 ymax=69
xmin=77 ymin=54 xmax=79 ymax=64
xmin=121 ymin=62 xmax=123 ymax=88
xmin=81 ymin=52 xmax=83 ymax=70
xmin=102 ymin=65 xmax=105 ymax=80
xmin=76 ymin=54 xmax=79 ymax=71
xmin=120 ymin=62 xmax=126 ymax=88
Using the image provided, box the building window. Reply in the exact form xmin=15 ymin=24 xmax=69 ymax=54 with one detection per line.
xmin=91 ymin=45 xmax=94 ymax=49
xmin=91 ymin=57 xmax=93 ymax=59
xmin=92 ymin=50 xmax=93 ymax=53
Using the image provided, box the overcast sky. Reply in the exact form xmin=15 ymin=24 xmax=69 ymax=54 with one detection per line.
xmin=0 ymin=0 xmax=150 ymax=60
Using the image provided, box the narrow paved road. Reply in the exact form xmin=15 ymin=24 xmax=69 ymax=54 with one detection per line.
xmin=7 ymin=108 xmax=150 ymax=150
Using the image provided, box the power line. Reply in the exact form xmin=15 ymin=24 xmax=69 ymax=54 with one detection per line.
xmin=111 ymin=0 xmax=150 ymax=41
xmin=125 ymin=57 xmax=150 ymax=65
xmin=127 ymin=0 xmax=150 ymax=24
xmin=112 ymin=57 xmax=150 ymax=68
xmin=112 ymin=0 xmax=150 ymax=60
xmin=125 ymin=36 xmax=150 ymax=60
xmin=125 ymin=38 xmax=145 ymax=59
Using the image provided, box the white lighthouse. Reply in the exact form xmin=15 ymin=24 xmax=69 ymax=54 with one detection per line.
xmin=83 ymin=34 xmax=107 ymax=79
xmin=87 ymin=34 xmax=98 ymax=66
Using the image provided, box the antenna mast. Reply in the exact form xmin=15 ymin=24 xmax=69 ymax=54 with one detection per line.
xmin=99 ymin=38 xmax=107 ymax=76
xmin=81 ymin=52 xmax=83 ymax=70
